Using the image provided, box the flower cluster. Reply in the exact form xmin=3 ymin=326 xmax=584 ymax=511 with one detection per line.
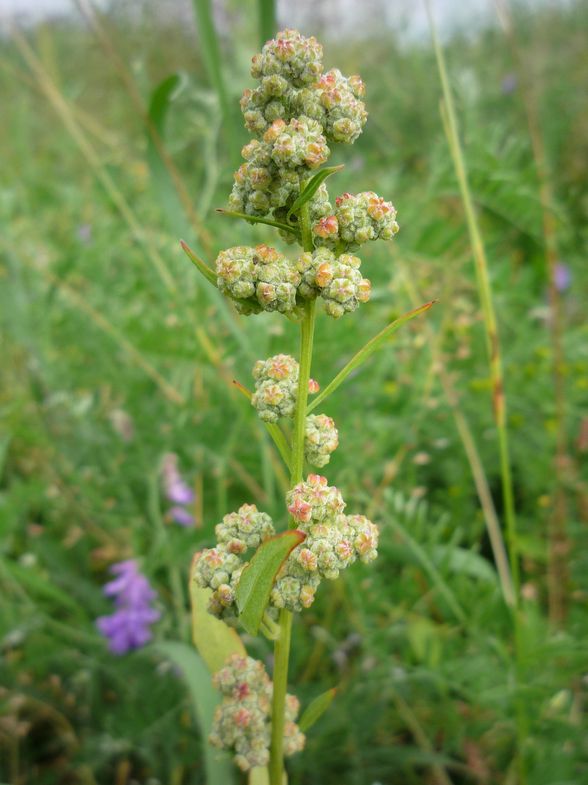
xmin=161 ymin=452 xmax=195 ymax=527
xmin=313 ymin=191 xmax=399 ymax=250
xmin=193 ymin=504 xmax=275 ymax=620
xmin=304 ymin=414 xmax=339 ymax=467
xmin=298 ymin=248 xmax=371 ymax=318
xmin=251 ymin=353 xmax=319 ymax=422
xmin=210 ymin=654 xmax=305 ymax=771
xmin=96 ymin=560 xmax=160 ymax=655
xmin=270 ymin=474 xmax=379 ymax=612
xmin=215 ymin=244 xmax=302 ymax=315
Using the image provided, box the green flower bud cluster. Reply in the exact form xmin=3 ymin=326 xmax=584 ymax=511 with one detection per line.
xmin=231 ymin=29 xmax=367 ymax=233
xmin=210 ymin=654 xmax=305 ymax=771
xmin=298 ymin=247 xmax=371 ymax=318
xmin=241 ymin=31 xmax=366 ymax=146
xmin=294 ymin=68 xmax=367 ymax=144
xmin=251 ymin=354 xmax=320 ymax=423
xmin=304 ymin=414 xmax=339 ymax=467
xmin=193 ymin=504 xmax=276 ymax=620
xmin=313 ymin=191 xmax=399 ymax=249
xmin=269 ymin=474 xmax=379 ymax=611
xmin=215 ymin=244 xmax=301 ymax=315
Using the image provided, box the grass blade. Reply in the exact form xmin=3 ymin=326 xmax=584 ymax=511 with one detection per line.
xmin=307 ymin=301 xmax=436 ymax=413
xmin=191 ymin=0 xmax=239 ymax=165
xmin=258 ymin=0 xmax=276 ymax=49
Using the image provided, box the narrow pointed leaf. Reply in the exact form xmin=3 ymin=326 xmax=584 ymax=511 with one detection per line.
xmin=189 ymin=554 xmax=246 ymax=674
xmin=307 ymin=300 xmax=437 ymax=413
xmin=236 ymin=530 xmax=306 ymax=635
xmin=154 ymin=642 xmax=235 ymax=785
xmin=286 ymin=165 xmax=344 ymax=221
xmin=216 ymin=209 xmax=298 ymax=235
xmin=233 ymin=380 xmax=292 ymax=469
xmin=299 ymin=687 xmax=337 ymax=732
xmin=147 ymin=73 xmax=191 ymax=239
xmin=180 ymin=240 xmax=218 ymax=288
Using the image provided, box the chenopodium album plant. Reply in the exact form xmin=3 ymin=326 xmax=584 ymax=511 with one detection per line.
xmin=182 ymin=29 xmax=432 ymax=784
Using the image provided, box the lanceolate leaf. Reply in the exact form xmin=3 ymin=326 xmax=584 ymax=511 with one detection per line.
xmin=189 ymin=554 xmax=246 ymax=674
xmin=147 ymin=73 xmax=192 ymax=240
xmin=236 ymin=530 xmax=306 ymax=635
xmin=299 ymin=687 xmax=337 ymax=732
xmin=180 ymin=240 xmax=218 ymax=288
xmin=307 ymin=300 xmax=437 ymax=413
xmin=216 ymin=208 xmax=298 ymax=236
xmin=286 ymin=165 xmax=344 ymax=221
xmin=154 ymin=642 xmax=235 ymax=785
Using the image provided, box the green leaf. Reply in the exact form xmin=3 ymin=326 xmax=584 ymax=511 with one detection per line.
xmin=180 ymin=240 xmax=218 ymax=288
xmin=257 ymin=0 xmax=276 ymax=48
xmin=307 ymin=300 xmax=437 ymax=413
xmin=216 ymin=209 xmax=298 ymax=236
xmin=286 ymin=165 xmax=344 ymax=221
xmin=236 ymin=531 xmax=306 ymax=635
xmin=189 ymin=556 xmax=247 ymax=674
xmin=147 ymin=73 xmax=192 ymax=240
xmin=154 ymin=642 xmax=236 ymax=785
xmin=430 ymin=545 xmax=499 ymax=584
xmin=299 ymin=687 xmax=337 ymax=732
xmin=191 ymin=0 xmax=239 ymax=165
xmin=233 ymin=380 xmax=291 ymax=470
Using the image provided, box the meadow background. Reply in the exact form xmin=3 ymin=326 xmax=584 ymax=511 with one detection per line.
xmin=1 ymin=0 xmax=587 ymax=783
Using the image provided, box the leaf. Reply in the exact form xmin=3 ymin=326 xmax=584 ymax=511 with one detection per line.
xmin=180 ymin=240 xmax=218 ymax=288
xmin=147 ymin=73 xmax=192 ymax=239
xmin=191 ymin=0 xmax=239 ymax=164
xmin=307 ymin=300 xmax=437 ymax=413
xmin=236 ymin=531 xmax=306 ymax=635
xmin=232 ymin=380 xmax=291 ymax=470
xmin=431 ymin=545 xmax=499 ymax=584
xmin=216 ymin=209 xmax=298 ymax=236
xmin=286 ymin=165 xmax=344 ymax=221
xmin=387 ymin=519 xmax=466 ymax=624
xmin=299 ymin=687 xmax=337 ymax=732
xmin=189 ymin=555 xmax=246 ymax=674
xmin=257 ymin=0 xmax=276 ymax=48
xmin=154 ymin=642 xmax=236 ymax=785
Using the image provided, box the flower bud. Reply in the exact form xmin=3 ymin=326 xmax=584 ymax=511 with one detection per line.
xmin=298 ymin=248 xmax=371 ymax=318
xmin=215 ymin=503 xmax=275 ymax=554
xmin=335 ymin=191 xmax=399 ymax=248
xmin=251 ymin=29 xmax=323 ymax=87
xmin=305 ymin=414 xmax=339 ymax=467
xmin=252 ymin=354 xmax=299 ymax=422
xmin=210 ymin=654 xmax=305 ymax=771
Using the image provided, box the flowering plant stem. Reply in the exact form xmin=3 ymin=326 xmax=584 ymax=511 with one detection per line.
xmin=269 ymin=197 xmax=317 ymax=785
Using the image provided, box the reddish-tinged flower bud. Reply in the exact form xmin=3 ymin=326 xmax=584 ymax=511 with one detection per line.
xmin=313 ymin=215 xmax=339 ymax=238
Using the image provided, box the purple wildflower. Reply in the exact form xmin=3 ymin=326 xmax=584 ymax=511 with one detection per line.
xmin=169 ymin=506 xmax=195 ymax=527
xmin=162 ymin=453 xmax=196 ymax=526
xmin=501 ymin=73 xmax=517 ymax=95
xmin=553 ymin=262 xmax=571 ymax=292
xmin=96 ymin=560 xmax=160 ymax=655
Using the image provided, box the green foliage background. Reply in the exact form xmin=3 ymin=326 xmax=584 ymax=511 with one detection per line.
xmin=1 ymin=1 xmax=587 ymax=783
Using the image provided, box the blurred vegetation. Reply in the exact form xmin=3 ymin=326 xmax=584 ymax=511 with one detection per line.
xmin=1 ymin=1 xmax=587 ymax=783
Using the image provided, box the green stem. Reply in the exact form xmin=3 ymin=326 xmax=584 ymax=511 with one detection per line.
xmin=425 ymin=2 xmax=527 ymax=779
xmin=269 ymin=187 xmax=316 ymax=785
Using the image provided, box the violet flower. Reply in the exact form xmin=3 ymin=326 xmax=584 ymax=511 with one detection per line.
xmin=96 ymin=560 xmax=160 ymax=655
xmin=162 ymin=453 xmax=195 ymax=526
xmin=553 ymin=262 xmax=571 ymax=292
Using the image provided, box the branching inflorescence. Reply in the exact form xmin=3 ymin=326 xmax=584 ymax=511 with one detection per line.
xmin=186 ymin=28 xmax=402 ymax=783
